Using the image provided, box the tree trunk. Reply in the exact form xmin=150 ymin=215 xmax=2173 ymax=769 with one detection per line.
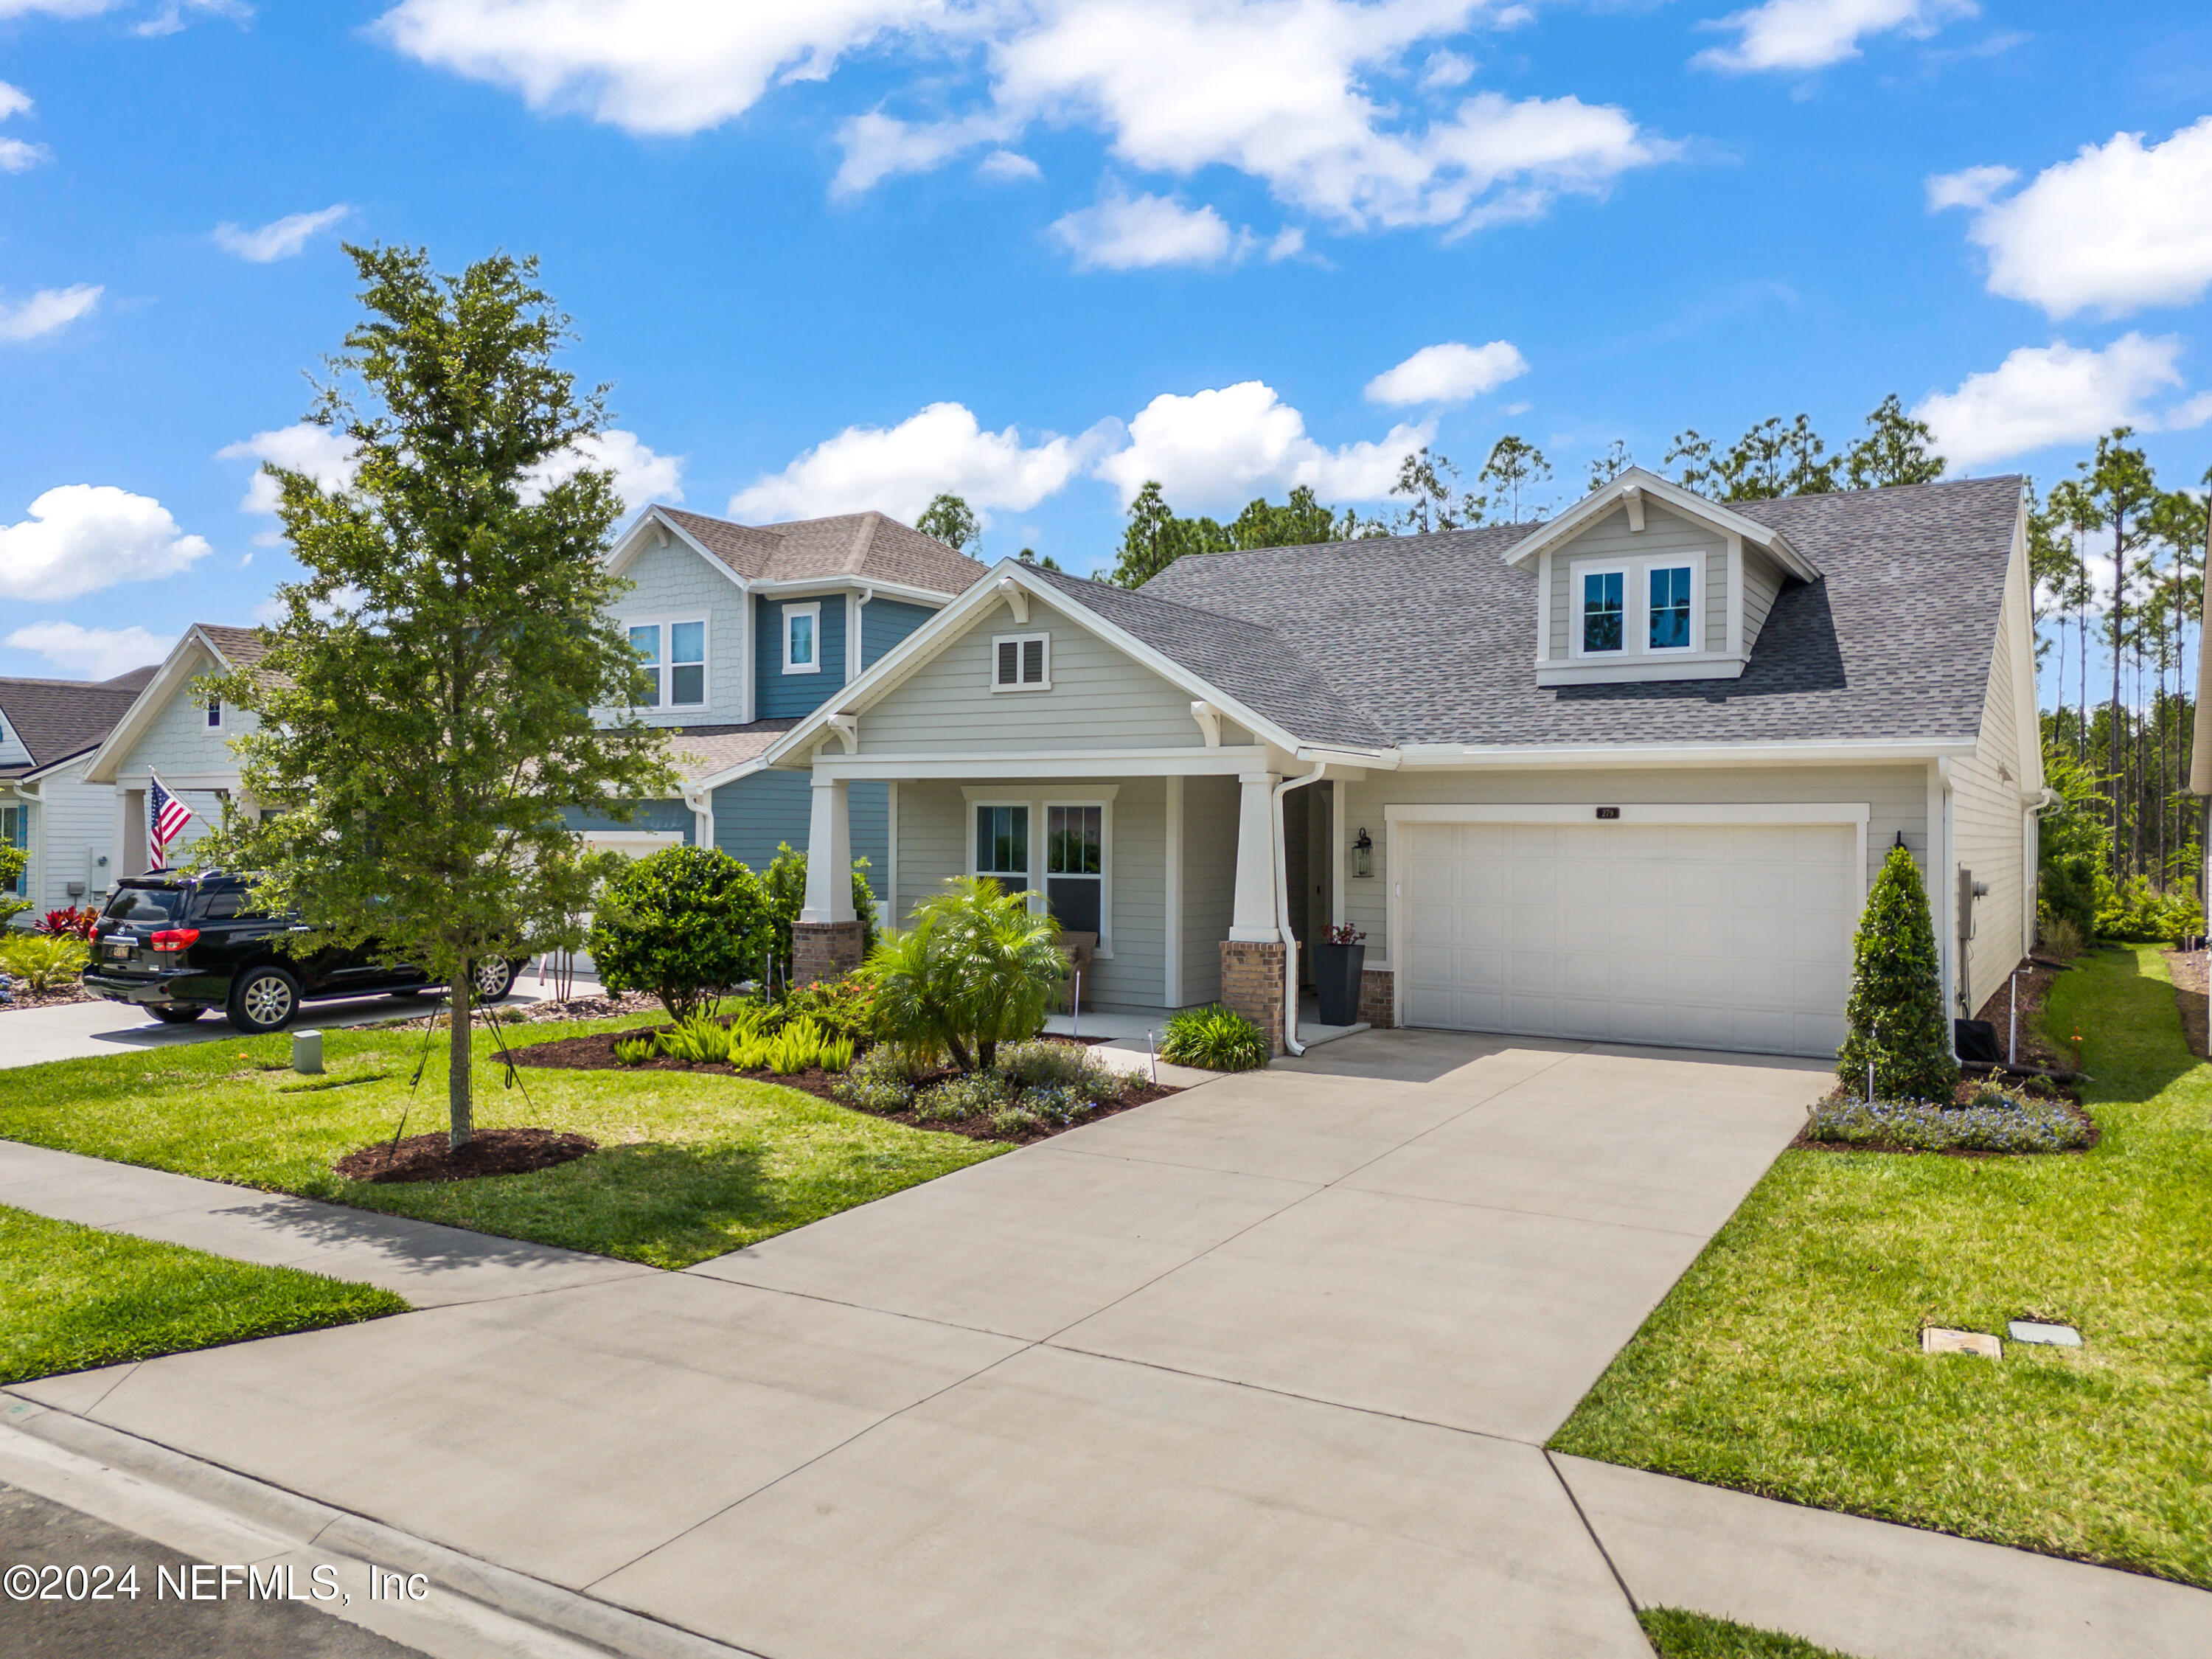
xmin=2110 ymin=524 xmax=2126 ymax=874
xmin=449 ymin=960 xmax=473 ymax=1150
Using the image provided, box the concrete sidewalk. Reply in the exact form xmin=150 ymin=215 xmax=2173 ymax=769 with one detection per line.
xmin=3 ymin=1031 xmax=2203 ymax=1658
xmin=0 ymin=1138 xmax=648 ymax=1308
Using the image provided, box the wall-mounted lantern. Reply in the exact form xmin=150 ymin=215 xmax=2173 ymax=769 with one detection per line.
xmin=1352 ymin=827 xmax=1374 ymax=879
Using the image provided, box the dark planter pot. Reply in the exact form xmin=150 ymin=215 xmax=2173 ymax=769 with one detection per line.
xmin=1313 ymin=942 xmax=1366 ymax=1026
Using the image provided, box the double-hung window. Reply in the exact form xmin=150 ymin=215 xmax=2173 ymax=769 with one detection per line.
xmin=1648 ymin=566 xmax=1693 ymax=651
xmin=974 ymin=804 xmax=1029 ymax=898
xmin=1580 ymin=570 xmax=1625 ymax=654
xmin=204 ymin=698 xmax=223 ymax=730
xmin=1044 ymin=804 xmax=1103 ymax=934
xmin=626 ymin=620 xmax=708 ymax=709
xmin=1573 ymin=558 xmax=1700 ymax=658
xmin=784 ymin=602 xmax=821 ymax=674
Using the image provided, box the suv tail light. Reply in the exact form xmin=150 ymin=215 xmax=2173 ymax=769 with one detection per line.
xmin=149 ymin=928 xmax=201 ymax=953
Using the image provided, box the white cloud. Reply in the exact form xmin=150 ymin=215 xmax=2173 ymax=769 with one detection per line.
xmin=1051 ymin=188 xmax=1238 ymax=270
xmin=0 ymin=486 xmax=212 ymax=601
xmin=1 ymin=621 xmax=177 ymax=680
xmin=0 ymin=83 xmax=31 ymax=121
xmin=978 ymin=147 xmax=1041 ymax=181
xmin=1365 ymin=339 xmax=1528 ymax=406
xmin=0 ymin=138 xmax=46 ymax=172
xmin=1912 ymin=334 xmax=2205 ymax=467
xmin=1094 ymin=380 xmax=1427 ymax=510
xmin=378 ymin=1 xmax=1669 ymax=240
xmin=522 ymin=430 xmax=685 ymax=512
xmin=213 ymin=204 xmax=352 ymax=262
xmin=1694 ymin=0 xmax=1976 ymax=74
xmin=1265 ymin=226 xmax=1305 ymax=260
xmin=1932 ymin=118 xmax=2212 ymax=319
xmin=216 ymin=423 xmax=361 ymax=529
xmin=730 ymin=401 xmax=1092 ymax=525
xmin=0 ymin=1 xmax=244 ymax=30
xmin=0 ymin=285 xmax=102 ymax=343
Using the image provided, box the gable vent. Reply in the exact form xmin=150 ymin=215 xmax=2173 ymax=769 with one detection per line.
xmin=992 ymin=632 xmax=1051 ymax=692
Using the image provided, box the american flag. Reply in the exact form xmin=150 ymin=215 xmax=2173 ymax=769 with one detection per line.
xmin=148 ymin=773 xmax=194 ymax=871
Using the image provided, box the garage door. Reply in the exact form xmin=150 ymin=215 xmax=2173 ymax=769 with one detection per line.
xmin=1397 ymin=818 xmax=1858 ymax=1058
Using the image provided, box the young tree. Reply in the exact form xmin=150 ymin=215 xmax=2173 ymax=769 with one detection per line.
xmin=201 ymin=244 xmax=676 ymax=1148
xmin=1667 ymin=414 xmax=1837 ymax=500
xmin=916 ymin=492 xmax=981 ymax=553
xmin=1478 ymin=435 xmax=1552 ymax=522
xmin=1585 ymin=439 xmax=1633 ymax=492
xmin=1388 ymin=448 xmax=1485 ymax=533
xmin=1841 ymin=394 xmax=1945 ymax=490
xmin=2066 ymin=430 xmax=2160 ymax=869
xmin=1837 ymin=844 xmax=1959 ymax=1103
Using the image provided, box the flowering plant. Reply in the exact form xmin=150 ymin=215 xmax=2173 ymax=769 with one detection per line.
xmin=1324 ymin=923 xmax=1366 ymax=946
xmin=35 ymin=906 xmax=100 ymax=941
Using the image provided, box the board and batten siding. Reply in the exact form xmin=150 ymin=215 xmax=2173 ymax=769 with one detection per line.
xmin=1340 ymin=765 xmax=1930 ymax=967
xmin=860 ymin=603 xmax=1206 ymax=754
xmin=1546 ymin=502 xmax=1725 ymax=660
xmin=756 ymin=596 xmax=847 ymax=719
xmin=610 ymin=537 xmax=750 ymax=725
xmin=29 ymin=755 xmax=119 ymax=908
xmin=1950 ymin=536 xmax=2034 ymax=1017
xmin=713 ymin=769 xmax=888 ymax=894
xmin=894 ymin=774 xmax=1169 ymax=1012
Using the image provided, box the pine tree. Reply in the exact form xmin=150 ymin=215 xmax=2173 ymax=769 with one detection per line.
xmin=1837 ymin=844 xmax=1959 ymax=1102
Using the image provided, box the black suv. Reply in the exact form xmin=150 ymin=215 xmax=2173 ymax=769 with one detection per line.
xmin=81 ymin=871 xmax=524 ymax=1034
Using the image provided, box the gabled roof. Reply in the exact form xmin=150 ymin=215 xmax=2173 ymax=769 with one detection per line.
xmin=1143 ymin=475 xmax=2025 ymax=749
xmin=0 ymin=673 xmax=150 ymax=779
xmin=620 ymin=506 xmax=990 ymax=599
xmin=82 ymin=623 xmax=266 ymax=785
xmin=1026 ymin=567 xmax=1391 ymax=749
xmin=1497 ymin=466 xmax=1820 ymax=581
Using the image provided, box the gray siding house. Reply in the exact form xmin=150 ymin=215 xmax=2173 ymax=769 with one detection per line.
xmin=2 ymin=666 xmax=159 ymax=922
xmin=768 ymin=469 xmax=2042 ymax=1060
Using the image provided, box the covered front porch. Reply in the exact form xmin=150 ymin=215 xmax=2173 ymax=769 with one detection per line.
xmin=785 ymin=751 xmax=1383 ymax=1054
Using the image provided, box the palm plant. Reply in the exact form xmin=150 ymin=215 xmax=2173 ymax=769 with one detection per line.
xmin=867 ymin=876 xmax=1065 ymax=1072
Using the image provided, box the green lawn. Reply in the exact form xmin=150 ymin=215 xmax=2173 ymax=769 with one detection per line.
xmin=1638 ymin=1609 xmax=1857 ymax=1659
xmin=0 ymin=1015 xmax=1004 ymax=1270
xmin=1 ymin=1205 xmax=406 ymax=1384
xmin=1551 ymin=945 xmax=2212 ymax=1587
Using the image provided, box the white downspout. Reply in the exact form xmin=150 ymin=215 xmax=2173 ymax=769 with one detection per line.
xmin=1272 ymin=762 xmax=1327 ymax=1056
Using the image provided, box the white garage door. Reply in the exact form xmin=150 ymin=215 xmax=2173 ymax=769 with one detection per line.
xmin=1398 ymin=818 xmax=1858 ymax=1058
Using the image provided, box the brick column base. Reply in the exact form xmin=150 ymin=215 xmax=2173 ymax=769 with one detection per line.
xmin=793 ymin=920 xmax=866 ymax=987
xmin=1220 ymin=939 xmax=1289 ymax=1056
xmin=1357 ymin=968 xmax=1396 ymax=1029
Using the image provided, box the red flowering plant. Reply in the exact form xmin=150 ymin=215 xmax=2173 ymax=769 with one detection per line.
xmin=35 ymin=906 xmax=100 ymax=941
xmin=1324 ymin=923 xmax=1366 ymax=946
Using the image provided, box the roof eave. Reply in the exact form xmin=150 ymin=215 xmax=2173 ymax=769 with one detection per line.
xmin=1499 ymin=468 xmax=1821 ymax=582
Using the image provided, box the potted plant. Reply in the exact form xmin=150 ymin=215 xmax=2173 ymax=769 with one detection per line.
xmin=1312 ymin=922 xmax=1366 ymax=1026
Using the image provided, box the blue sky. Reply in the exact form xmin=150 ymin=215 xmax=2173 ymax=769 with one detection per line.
xmin=2 ymin=1 xmax=2209 ymax=706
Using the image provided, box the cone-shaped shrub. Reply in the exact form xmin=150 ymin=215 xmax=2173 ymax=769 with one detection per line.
xmin=1837 ymin=844 xmax=1959 ymax=1102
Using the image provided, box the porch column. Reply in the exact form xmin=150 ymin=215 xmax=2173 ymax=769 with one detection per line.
xmin=1221 ymin=771 xmax=1288 ymax=1054
xmin=794 ymin=771 xmax=863 ymax=984
xmin=1227 ymin=771 xmax=1280 ymax=942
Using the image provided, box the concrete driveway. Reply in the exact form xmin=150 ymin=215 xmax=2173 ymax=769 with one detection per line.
xmin=7 ymin=1030 xmax=1840 ymax=1657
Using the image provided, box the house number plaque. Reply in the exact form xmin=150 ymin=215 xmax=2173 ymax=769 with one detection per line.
xmin=1595 ymin=807 xmax=1621 ymax=820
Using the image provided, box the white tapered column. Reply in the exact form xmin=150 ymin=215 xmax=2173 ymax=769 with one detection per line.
xmin=1227 ymin=771 xmax=1281 ymax=942
xmin=800 ymin=773 xmax=855 ymax=924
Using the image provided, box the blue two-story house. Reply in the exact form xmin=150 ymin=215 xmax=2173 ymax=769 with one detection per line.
xmin=575 ymin=506 xmax=989 ymax=893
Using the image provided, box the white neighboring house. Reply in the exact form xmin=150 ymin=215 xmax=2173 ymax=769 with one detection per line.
xmin=0 ymin=667 xmax=159 ymax=925
xmin=80 ymin=625 xmax=270 ymax=875
xmin=763 ymin=468 xmax=2043 ymax=1058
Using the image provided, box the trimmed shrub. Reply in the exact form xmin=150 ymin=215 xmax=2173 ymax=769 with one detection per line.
xmin=1837 ymin=845 xmax=1958 ymax=1104
xmin=588 ymin=845 xmax=775 ymax=1022
xmin=1160 ymin=1004 xmax=1270 ymax=1072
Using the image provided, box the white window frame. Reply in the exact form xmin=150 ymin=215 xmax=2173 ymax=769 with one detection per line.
xmin=1571 ymin=562 xmax=1630 ymax=659
xmin=621 ymin=616 xmax=711 ymax=710
xmin=1644 ymin=562 xmax=1698 ymax=655
xmin=962 ymin=786 xmax=1116 ymax=956
xmin=1571 ymin=554 xmax=1704 ymax=661
xmin=783 ymin=602 xmax=822 ymax=675
xmin=990 ymin=631 xmax=1052 ymax=692
xmin=968 ymin=799 xmax=1033 ymax=895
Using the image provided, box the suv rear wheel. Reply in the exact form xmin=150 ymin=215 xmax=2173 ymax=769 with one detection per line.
xmin=227 ymin=964 xmax=302 ymax=1034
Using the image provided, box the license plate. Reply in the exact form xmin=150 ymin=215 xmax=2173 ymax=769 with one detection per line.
xmin=108 ymin=942 xmax=132 ymax=960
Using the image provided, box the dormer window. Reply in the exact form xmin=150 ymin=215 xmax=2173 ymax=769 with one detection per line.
xmin=1649 ymin=566 xmax=1693 ymax=651
xmin=1581 ymin=571 xmax=1624 ymax=653
xmin=1573 ymin=557 xmax=1701 ymax=660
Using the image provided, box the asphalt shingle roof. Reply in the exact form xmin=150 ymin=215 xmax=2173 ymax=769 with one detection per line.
xmin=0 ymin=671 xmax=152 ymax=777
xmin=1135 ymin=475 xmax=2023 ymax=749
xmin=658 ymin=509 xmax=989 ymax=598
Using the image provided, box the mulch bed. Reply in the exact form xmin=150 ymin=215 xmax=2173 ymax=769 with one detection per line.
xmin=505 ymin=1026 xmax=1180 ymax=1146
xmin=2160 ymin=947 xmax=2208 ymax=1058
xmin=376 ymin=990 xmax=664 ymax=1032
xmin=333 ymin=1127 xmax=597 ymax=1184
xmin=1969 ymin=953 xmax=2080 ymax=1075
xmin=0 ymin=984 xmax=95 ymax=1012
